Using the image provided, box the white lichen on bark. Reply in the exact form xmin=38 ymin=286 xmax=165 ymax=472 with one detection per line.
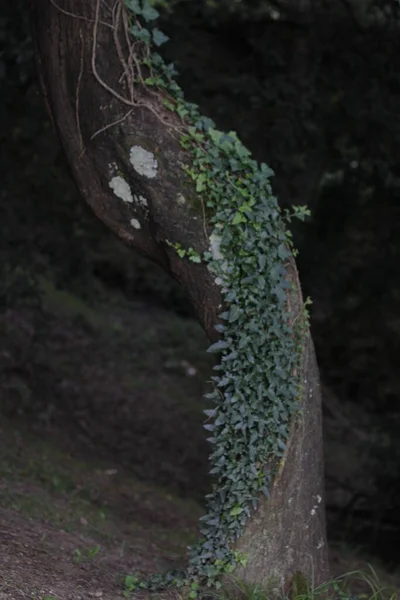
xmin=130 ymin=218 xmax=141 ymax=229
xmin=209 ymin=227 xmax=229 ymax=286
xmin=130 ymin=146 xmax=158 ymax=178
xmin=109 ymin=176 xmax=133 ymax=203
xmin=134 ymin=194 xmax=148 ymax=208
xmin=209 ymin=231 xmax=224 ymax=261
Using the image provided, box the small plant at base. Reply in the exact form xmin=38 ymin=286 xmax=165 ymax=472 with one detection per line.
xmin=216 ymin=567 xmax=397 ymax=600
xmin=72 ymin=544 xmax=101 ymax=563
xmin=123 ymin=575 xmax=140 ymax=598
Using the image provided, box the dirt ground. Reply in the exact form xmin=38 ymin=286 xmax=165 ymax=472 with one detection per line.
xmin=0 ymin=414 xmax=203 ymax=600
xmin=0 ymin=285 xmax=211 ymax=599
xmin=0 ymin=415 xmax=399 ymax=600
xmin=0 ymin=285 xmax=399 ymax=599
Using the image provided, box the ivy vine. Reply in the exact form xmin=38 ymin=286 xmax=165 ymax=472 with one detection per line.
xmin=123 ymin=0 xmax=309 ymax=595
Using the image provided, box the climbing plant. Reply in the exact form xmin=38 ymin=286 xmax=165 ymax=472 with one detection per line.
xmin=121 ymin=0 xmax=311 ymax=594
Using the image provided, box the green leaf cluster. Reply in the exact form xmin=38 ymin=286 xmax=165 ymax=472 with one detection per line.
xmin=125 ymin=0 xmax=170 ymax=46
xmin=124 ymin=1 xmax=308 ymax=595
xmin=166 ymin=240 xmax=202 ymax=263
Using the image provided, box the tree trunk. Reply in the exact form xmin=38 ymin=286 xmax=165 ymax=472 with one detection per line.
xmin=30 ymin=0 xmax=329 ymax=593
xmin=233 ymin=336 xmax=328 ymax=591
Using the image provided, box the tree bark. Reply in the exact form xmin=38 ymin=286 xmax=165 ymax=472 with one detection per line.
xmin=233 ymin=336 xmax=328 ymax=592
xmin=30 ymin=0 xmax=329 ymax=592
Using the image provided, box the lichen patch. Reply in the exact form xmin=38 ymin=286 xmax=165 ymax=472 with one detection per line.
xmin=209 ymin=232 xmax=224 ymax=262
xmin=130 ymin=146 xmax=158 ymax=179
xmin=134 ymin=194 xmax=148 ymax=208
xmin=109 ymin=176 xmax=133 ymax=203
xmin=130 ymin=218 xmax=141 ymax=229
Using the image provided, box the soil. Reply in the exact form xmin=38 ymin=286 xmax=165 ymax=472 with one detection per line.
xmin=0 ymin=286 xmax=210 ymax=599
xmin=0 ymin=414 xmax=202 ymax=600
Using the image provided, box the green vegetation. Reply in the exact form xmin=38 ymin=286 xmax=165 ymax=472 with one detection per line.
xmin=216 ymin=567 xmax=399 ymax=600
xmin=123 ymin=0 xmax=312 ymax=593
xmin=72 ymin=544 xmax=101 ymax=563
xmin=120 ymin=568 xmax=399 ymax=600
xmin=1 ymin=0 xmax=400 ymax=598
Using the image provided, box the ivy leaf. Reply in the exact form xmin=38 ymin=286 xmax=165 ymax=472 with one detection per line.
xmin=232 ymin=211 xmax=246 ymax=225
xmin=250 ymin=431 xmax=258 ymax=445
xmin=277 ymin=438 xmax=287 ymax=450
xmin=131 ymin=24 xmax=151 ymax=44
xmin=177 ymin=106 xmax=189 ymax=120
xmin=214 ymin=414 xmax=226 ymax=427
xmin=204 ymin=391 xmax=219 ymax=400
xmin=209 ymin=128 xmax=224 ymax=146
xmin=199 ymin=116 xmax=215 ymax=132
xmin=229 ymin=505 xmax=243 ymax=517
xmin=152 ymin=28 xmax=169 ymax=47
xmin=235 ymin=142 xmax=251 ymax=160
xmin=229 ymin=158 xmax=240 ymax=171
xmin=125 ymin=0 xmax=142 ymax=13
xmin=261 ymin=162 xmax=274 ymax=176
xmin=228 ymin=304 xmax=240 ymax=322
xmin=142 ymin=2 xmax=159 ymax=21
xmin=195 ymin=173 xmax=207 ymax=192
xmin=207 ymin=340 xmax=229 ymax=353
xmin=277 ymin=243 xmax=290 ymax=260
xmin=261 ymin=486 xmax=270 ymax=499
xmin=273 ymin=285 xmax=287 ymax=304
xmin=204 ymin=409 xmax=216 ymax=418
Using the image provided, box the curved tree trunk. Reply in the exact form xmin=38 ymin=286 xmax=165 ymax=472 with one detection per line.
xmin=30 ymin=0 xmax=329 ymax=592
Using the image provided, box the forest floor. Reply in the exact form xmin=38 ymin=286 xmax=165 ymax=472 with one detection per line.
xmin=0 ymin=414 xmax=399 ymax=600
xmin=0 ymin=413 xmax=202 ymax=600
xmin=0 ymin=282 xmax=399 ymax=599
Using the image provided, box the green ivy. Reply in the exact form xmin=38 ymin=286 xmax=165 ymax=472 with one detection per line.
xmin=166 ymin=240 xmax=202 ymax=263
xmin=123 ymin=0 xmax=308 ymax=595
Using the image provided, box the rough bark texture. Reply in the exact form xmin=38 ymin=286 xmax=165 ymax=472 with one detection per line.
xmin=230 ymin=263 xmax=329 ymax=592
xmin=30 ymin=0 xmax=329 ymax=591
xmin=31 ymin=0 xmax=222 ymax=337
xmin=234 ymin=336 xmax=329 ymax=592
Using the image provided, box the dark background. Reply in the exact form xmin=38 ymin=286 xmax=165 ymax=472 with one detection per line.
xmin=1 ymin=0 xmax=399 ymax=572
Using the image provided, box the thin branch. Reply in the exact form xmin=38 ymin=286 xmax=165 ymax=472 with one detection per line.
xmin=91 ymin=109 xmax=133 ymax=139
xmin=49 ymin=0 xmax=114 ymax=29
xmin=113 ymin=1 xmax=135 ymax=102
xmin=92 ymin=0 xmax=135 ymax=107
